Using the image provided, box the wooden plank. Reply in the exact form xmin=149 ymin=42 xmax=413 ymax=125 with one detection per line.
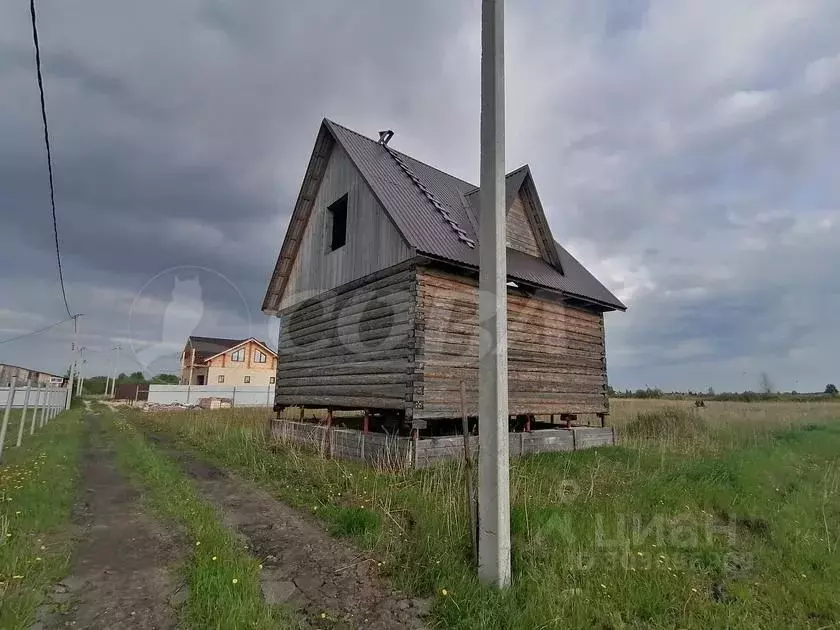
xmin=277 ymin=144 xmax=413 ymax=311
xmin=417 ymin=291 xmax=603 ymax=331
xmin=276 ymin=360 xmax=412 ymax=378
xmin=280 ymin=265 xmax=415 ymax=320
xmin=274 ymin=394 xmax=407 ymax=409
xmin=422 ymin=380 xmax=605 ymax=395
xmin=280 ymin=310 xmax=413 ymax=349
xmin=506 ymin=193 xmax=541 ymax=257
xmin=277 ymin=373 xmax=410 ymax=387
xmin=282 ymin=298 xmax=413 ymax=340
xmin=415 ymin=402 xmax=607 ymax=419
xmin=274 ymin=384 xmax=408 ymax=397
xmin=418 ymin=270 xmax=602 ymax=323
xmin=279 ymin=323 xmax=413 ymax=359
xmin=419 ymin=330 xmax=602 ymax=355
xmin=283 ymin=280 xmax=415 ymax=337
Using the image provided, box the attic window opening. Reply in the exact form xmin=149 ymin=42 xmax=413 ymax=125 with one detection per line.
xmin=328 ymin=194 xmax=348 ymax=251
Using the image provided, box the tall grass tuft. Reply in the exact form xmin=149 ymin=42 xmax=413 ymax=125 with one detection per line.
xmin=625 ymin=407 xmax=707 ymax=441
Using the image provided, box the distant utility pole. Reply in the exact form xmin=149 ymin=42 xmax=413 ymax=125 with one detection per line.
xmin=65 ymin=314 xmax=81 ymax=410
xmin=108 ymin=344 xmax=121 ymax=397
xmin=478 ymin=0 xmax=511 ymax=587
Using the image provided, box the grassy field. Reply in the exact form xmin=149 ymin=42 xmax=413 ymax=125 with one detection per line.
xmin=98 ymin=405 xmax=304 ymax=629
xmin=0 ymin=407 xmax=85 ymax=629
xmin=126 ymin=399 xmax=840 ymax=629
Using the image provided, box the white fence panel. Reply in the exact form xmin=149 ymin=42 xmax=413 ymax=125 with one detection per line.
xmin=0 ymin=386 xmax=69 ymax=409
xmin=147 ymin=384 xmax=274 ymax=408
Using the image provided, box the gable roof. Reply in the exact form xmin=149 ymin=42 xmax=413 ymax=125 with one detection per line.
xmin=263 ymin=119 xmax=626 ymax=312
xmin=186 ymin=336 xmax=276 ymax=363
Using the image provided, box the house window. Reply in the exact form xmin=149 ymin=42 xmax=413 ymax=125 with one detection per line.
xmin=269 ymin=376 xmax=275 ymax=384
xmin=244 ymin=376 xmax=251 ymax=384
xmin=231 ymin=348 xmax=244 ymax=362
xmin=218 ymin=375 xmax=225 ymax=384
xmin=254 ymin=350 xmax=267 ymax=364
xmin=328 ymin=194 xmax=348 ymax=251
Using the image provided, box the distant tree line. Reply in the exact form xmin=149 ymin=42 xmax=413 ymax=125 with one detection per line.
xmin=607 ymin=384 xmax=839 ymax=402
xmin=81 ymin=371 xmax=179 ymax=395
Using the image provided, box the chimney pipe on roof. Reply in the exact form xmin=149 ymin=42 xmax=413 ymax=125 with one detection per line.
xmin=378 ymin=130 xmax=394 ymax=145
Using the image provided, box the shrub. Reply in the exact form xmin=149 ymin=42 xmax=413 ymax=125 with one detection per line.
xmin=625 ymin=407 xmax=707 ymax=440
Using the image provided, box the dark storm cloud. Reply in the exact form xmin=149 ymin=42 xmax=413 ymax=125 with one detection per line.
xmin=1 ymin=0 xmax=839 ymax=390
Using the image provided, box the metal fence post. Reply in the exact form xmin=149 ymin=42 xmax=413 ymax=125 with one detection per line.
xmin=31 ymin=383 xmax=43 ymax=435
xmin=232 ymin=386 xmax=236 ymax=408
xmin=0 ymin=379 xmax=17 ymax=463
xmin=16 ymin=384 xmax=32 ymax=447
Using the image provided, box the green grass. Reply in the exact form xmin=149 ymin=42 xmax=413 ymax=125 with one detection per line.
xmin=0 ymin=408 xmax=85 ymax=629
xmin=126 ymin=403 xmax=840 ymax=629
xmin=97 ymin=405 xmax=303 ymax=629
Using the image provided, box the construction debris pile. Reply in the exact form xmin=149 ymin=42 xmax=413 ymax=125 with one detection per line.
xmin=140 ymin=397 xmax=233 ymax=413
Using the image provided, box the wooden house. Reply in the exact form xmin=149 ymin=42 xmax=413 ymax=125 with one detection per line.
xmin=179 ymin=336 xmax=278 ymax=387
xmin=262 ymin=119 xmax=625 ymax=434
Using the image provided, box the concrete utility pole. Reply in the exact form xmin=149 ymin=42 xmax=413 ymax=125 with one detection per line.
xmin=104 ymin=344 xmax=121 ymax=398
xmin=65 ymin=314 xmax=80 ymax=410
xmin=111 ymin=345 xmax=121 ymax=397
xmin=478 ymin=0 xmax=511 ymax=587
xmin=0 ymin=378 xmax=16 ymax=463
xmin=16 ymin=383 xmax=31 ymax=447
xmin=31 ymin=383 xmax=42 ymax=435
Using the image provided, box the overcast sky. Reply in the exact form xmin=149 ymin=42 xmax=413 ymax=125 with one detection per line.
xmin=1 ymin=0 xmax=839 ymax=392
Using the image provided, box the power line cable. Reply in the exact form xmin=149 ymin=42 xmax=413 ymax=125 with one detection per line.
xmin=29 ymin=0 xmax=72 ymax=318
xmin=0 ymin=316 xmax=75 ymax=346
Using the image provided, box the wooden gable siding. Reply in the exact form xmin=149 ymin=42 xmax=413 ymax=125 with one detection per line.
xmin=206 ymin=340 xmax=276 ymax=370
xmin=506 ymin=193 xmax=541 ymax=257
xmin=279 ymin=145 xmax=414 ymax=311
xmin=274 ymin=263 xmax=417 ymax=412
xmin=414 ymin=267 xmax=608 ymax=419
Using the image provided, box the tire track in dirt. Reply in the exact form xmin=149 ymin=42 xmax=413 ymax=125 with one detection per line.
xmin=145 ymin=432 xmax=430 ymax=630
xmin=34 ymin=413 xmax=185 ymax=630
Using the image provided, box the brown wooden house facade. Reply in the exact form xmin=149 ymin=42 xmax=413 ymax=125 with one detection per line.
xmin=262 ymin=120 xmax=625 ymax=430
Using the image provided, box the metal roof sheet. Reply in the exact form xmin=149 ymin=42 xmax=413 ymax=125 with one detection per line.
xmin=325 ymin=120 xmax=625 ymax=311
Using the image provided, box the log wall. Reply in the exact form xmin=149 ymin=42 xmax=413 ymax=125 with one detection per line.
xmin=414 ymin=267 xmax=609 ymax=419
xmin=274 ymin=263 xmax=417 ymax=412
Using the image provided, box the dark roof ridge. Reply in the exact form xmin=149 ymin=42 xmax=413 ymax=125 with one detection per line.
xmin=463 ymin=164 xmax=531 ymax=197
xmin=324 ymin=118 xmax=477 ymax=189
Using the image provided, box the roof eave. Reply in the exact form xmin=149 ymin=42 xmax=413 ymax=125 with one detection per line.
xmin=414 ymin=253 xmax=626 ymax=312
xmin=261 ymin=120 xmax=336 ymax=313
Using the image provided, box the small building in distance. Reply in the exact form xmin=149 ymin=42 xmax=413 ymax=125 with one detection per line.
xmin=179 ymin=336 xmax=278 ymax=387
xmin=262 ymin=119 xmax=626 ymax=462
xmin=0 ymin=363 xmax=65 ymax=388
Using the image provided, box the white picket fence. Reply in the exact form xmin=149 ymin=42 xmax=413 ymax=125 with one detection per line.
xmin=147 ymin=384 xmax=274 ymax=407
xmin=0 ymin=384 xmax=70 ymax=463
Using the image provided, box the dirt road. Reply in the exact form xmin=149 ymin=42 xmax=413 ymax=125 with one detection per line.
xmin=34 ymin=413 xmax=185 ymax=629
xmin=149 ymin=433 xmax=428 ymax=629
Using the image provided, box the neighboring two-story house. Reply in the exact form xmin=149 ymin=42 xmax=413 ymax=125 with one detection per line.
xmin=179 ymin=336 xmax=278 ymax=386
